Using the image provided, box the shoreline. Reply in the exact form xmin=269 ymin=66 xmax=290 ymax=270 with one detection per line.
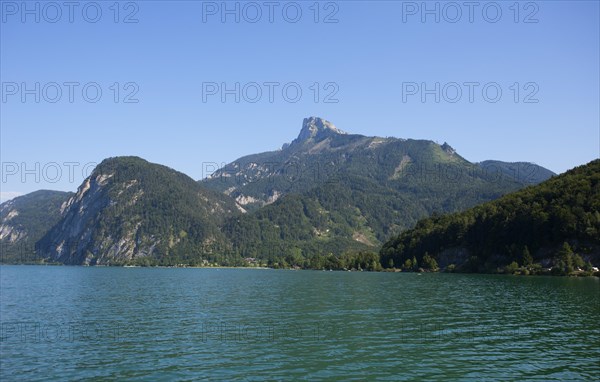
xmin=1 ymin=263 xmax=599 ymax=278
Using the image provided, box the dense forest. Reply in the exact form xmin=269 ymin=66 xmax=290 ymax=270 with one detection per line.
xmin=380 ymin=160 xmax=600 ymax=276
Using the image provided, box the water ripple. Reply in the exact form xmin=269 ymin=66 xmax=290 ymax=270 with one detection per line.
xmin=1 ymin=267 xmax=598 ymax=381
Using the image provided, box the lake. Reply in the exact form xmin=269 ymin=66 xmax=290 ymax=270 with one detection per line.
xmin=1 ymin=266 xmax=598 ymax=381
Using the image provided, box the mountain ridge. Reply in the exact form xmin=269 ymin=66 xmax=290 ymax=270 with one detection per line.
xmin=1 ymin=117 xmax=558 ymax=266
xmin=202 ymin=117 xmax=554 ymax=212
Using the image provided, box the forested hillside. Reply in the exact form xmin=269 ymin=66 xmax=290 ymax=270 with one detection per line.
xmin=380 ymin=160 xmax=600 ymax=275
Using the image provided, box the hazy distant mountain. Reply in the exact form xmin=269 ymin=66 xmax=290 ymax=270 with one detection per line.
xmin=0 ymin=190 xmax=72 ymax=263
xmin=478 ymin=160 xmax=556 ymax=185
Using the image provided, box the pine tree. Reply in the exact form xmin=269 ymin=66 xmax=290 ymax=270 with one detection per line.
xmin=522 ymin=246 xmax=533 ymax=266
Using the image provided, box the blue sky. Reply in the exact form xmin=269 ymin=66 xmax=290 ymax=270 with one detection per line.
xmin=1 ymin=0 xmax=599 ymax=201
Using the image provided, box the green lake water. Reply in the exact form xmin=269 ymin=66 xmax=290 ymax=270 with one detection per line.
xmin=1 ymin=266 xmax=598 ymax=380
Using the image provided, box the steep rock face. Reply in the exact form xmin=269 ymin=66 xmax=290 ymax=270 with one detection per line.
xmin=36 ymin=157 xmax=239 ymax=265
xmin=0 ymin=209 xmax=25 ymax=243
xmin=37 ymin=172 xmax=120 ymax=264
xmin=0 ymin=190 xmax=72 ymax=262
xmin=292 ymin=116 xmax=347 ymax=145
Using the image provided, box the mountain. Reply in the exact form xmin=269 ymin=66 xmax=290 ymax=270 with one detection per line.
xmin=35 ymin=157 xmax=240 ymax=265
xmin=478 ymin=160 xmax=556 ymax=185
xmin=1 ymin=117 xmax=558 ymax=266
xmin=380 ymin=160 xmax=600 ymax=274
xmin=0 ymin=190 xmax=73 ymax=263
xmin=202 ymin=117 xmax=357 ymax=211
xmin=204 ymin=117 xmax=556 ymax=260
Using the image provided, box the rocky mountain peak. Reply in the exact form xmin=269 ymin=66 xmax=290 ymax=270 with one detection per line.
xmin=440 ymin=142 xmax=456 ymax=155
xmin=293 ymin=117 xmax=346 ymax=144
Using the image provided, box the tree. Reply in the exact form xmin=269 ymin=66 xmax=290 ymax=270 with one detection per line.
xmin=505 ymin=261 xmax=519 ymax=274
xmin=557 ymin=242 xmax=574 ymax=274
xmin=422 ymin=252 xmax=438 ymax=271
xmin=522 ymin=246 xmax=533 ymax=267
xmin=572 ymin=253 xmax=585 ymax=269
